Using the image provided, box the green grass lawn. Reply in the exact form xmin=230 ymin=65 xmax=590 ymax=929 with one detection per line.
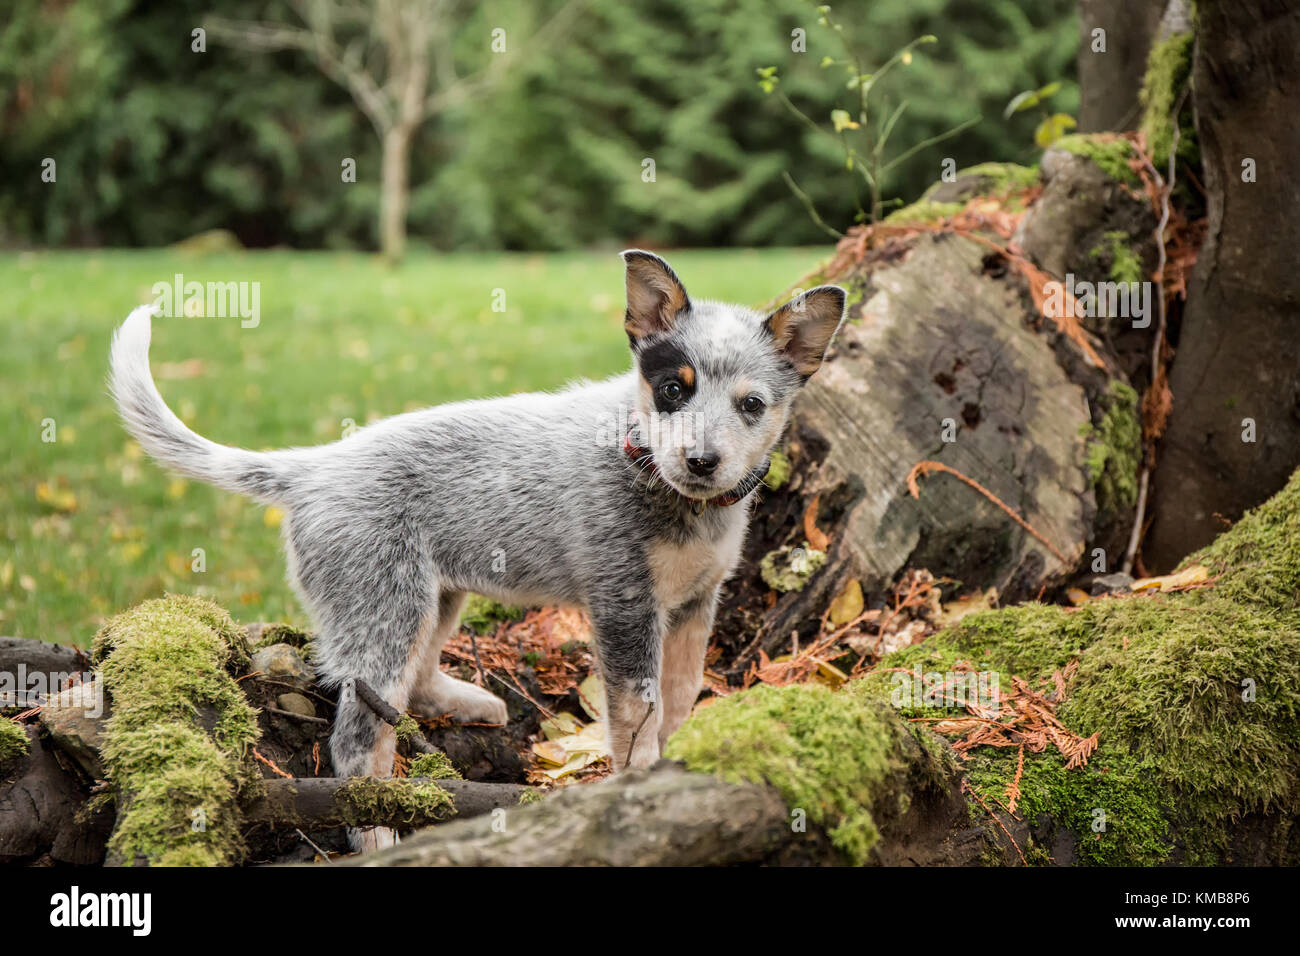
xmin=0 ymin=247 xmax=828 ymax=645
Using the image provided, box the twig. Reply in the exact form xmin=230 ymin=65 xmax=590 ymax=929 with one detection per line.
xmin=295 ymin=828 xmax=334 ymax=864
xmin=253 ymin=746 xmax=293 ymax=779
xmin=781 ymin=171 xmax=844 ymax=240
xmin=349 ymin=678 xmax=441 ymax=754
xmin=266 ymin=705 xmax=330 ymax=725
xmin=963 ymin=779 xmax=1027 ymax=865
xmin=906 ymin=460 xmax=1069 ymax=565
xmin=623 ymin=700 xmax=657 ymax=770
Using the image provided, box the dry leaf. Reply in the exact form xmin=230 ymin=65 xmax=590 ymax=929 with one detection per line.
xmin=828 ymin=578 xmax=864 ymax=626
xmin=1132 ymin=564 xmax=1209 ymax=593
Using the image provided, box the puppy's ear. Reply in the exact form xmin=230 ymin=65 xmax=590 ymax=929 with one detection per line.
xmin=764 ymin=286 xmax=847 ymax=378
xmin=621 ymin=249 xmax=691 ymax=343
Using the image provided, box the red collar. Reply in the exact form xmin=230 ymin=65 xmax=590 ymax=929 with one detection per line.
xmin=623 ymin=428 xmax=769 ymax=509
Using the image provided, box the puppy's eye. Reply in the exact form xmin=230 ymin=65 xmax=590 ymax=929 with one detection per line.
xmin=660 ymin=381 xmax=684 ymax=403
xmin=741 ymin=395 xmax=765 ymax=414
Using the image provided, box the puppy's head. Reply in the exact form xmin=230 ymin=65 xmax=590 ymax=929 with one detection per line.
xmin=621 ymin=249 xmax=846 ymax=500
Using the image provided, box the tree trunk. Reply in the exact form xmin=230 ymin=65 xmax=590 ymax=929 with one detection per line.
xmin=1076 ymin=0 xmax=1167 ymax=132
xmin=1146 ymin=0 xmax=1300 ymax=569
xmin=379 ymin=124 xmax=413 ymax=263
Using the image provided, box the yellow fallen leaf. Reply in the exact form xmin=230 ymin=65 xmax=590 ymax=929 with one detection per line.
xmin=532 ymin=739 xmax=569 ymax=765
xmin=539 ymin=711 xmax=583 ymax=740
xmin=813 ymin=659 xmax=848 ymax=687
xmin=936 ymin=587 xmax=998 ymax=628
xmin=1132 ymin=564 xmax=1209 ymax=593
xmin=19 ymin=575 xmax=36 ymax=592
xmin=1066 ymin=587 xmax=1092 ymax=606
xmin=0 ymin=561 xmax=12 ymax=589
xmin=577 ymin=673 xmax=604 ymax=720
xmin=167 ymin=478 xmax=188 ymax=499
xmin=828 ymin=578 xmax=864 ymax=626
xmin=263 ymin=506 xmax=284 ymax=528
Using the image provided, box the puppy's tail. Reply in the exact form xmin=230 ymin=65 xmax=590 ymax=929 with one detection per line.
xmin=109 ymin=306 xmax=300 ymax=504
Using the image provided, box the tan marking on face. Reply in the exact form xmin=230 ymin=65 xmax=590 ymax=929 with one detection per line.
xmin=678 ymin=365 xmax=695 ymax=388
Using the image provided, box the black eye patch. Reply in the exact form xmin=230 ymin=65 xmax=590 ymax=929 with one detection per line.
xmin=638 ymin=339 xmax=696 ymax=413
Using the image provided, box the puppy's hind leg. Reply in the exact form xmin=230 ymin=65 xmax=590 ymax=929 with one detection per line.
xmin=408 ymin=590 xmax=508 ymax=724
xmin=317 ymin=589 xmax=434 ymax=852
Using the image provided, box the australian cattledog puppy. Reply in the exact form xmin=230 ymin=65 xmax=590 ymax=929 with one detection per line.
xmin=110 ymin=251 xmax=845 ymax=847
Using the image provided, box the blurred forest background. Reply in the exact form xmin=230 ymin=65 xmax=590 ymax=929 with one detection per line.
xmin=0 ymin=0 xmax=1078 ymax=252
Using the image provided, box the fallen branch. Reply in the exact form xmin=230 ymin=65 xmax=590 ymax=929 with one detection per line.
xmin=245 ymin=776 xmax=529 ymax=832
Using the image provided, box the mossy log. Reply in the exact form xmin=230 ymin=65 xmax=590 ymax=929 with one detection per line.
xmin=245 ymin=776 xmax=528 ymax=832
xmin=358 ymin=469 xmax=1300 ymax=867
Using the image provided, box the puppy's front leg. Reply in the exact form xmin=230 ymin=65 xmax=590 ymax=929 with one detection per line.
xmin=590 ymin=597 xmax=664 ymax=770
xmin=658 ymin=588 xmax=718 ymax=751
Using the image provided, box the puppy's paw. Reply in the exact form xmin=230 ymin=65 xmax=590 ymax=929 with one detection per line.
xmin=349 ymin=825 xmax=399 ymax=854
xmin=419 ymin=674 xmax=508 ymax=724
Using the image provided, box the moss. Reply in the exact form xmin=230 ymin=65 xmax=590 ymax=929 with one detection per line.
xmin=1139 ymin=30 xmax=1196 ymax=171
xmin=1055 ymin=133 xmax=1140 ymax=186
xmin=1080 ymin=381 xmax=1142 ymax=513
xmin=1089 ymin=230 xmax=1144 ymax=285
xmin=250 ymin=622 xmax=311 ymax=651
xmin=1190 ymin=464 xmax=1300 ymax=612
xmin=764 ymin=448 xmax=792 ymax=491
xmin=517 ymin=787 xmax=545 ymax=805
xmin=95 ymin=595 xmax=261 ymax=866
xmin=883 ymin=200 xmax=964 ymax=226
xmin=459 ymin=594 xmax=524 ymax=635
xmin=409 ymin=751 xmax=462 ymax=780
xmin=760 ymin=544 xmax=827 ymax=592
xmin=0 ymin=718 xmax=30 ymax=766
xmin=665 ymin=681 xmax=943 ymax=864
xmin=393 ymin=714 xmax=420 ymax=744
xmin=858 ymin=469 xmax=1300 ymax=864
xmin=951 ymin=162 xmax=1040 ymax=195
xmin=335 ymin=777 xmax=454 ymax=826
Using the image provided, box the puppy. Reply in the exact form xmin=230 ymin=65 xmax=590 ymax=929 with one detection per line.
xmin=110 ymin=251 xmax=844 ymax=845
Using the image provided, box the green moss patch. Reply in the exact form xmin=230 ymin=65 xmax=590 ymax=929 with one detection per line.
xmin=860 ymin=468 xmax=1300 ymax=864
xmin=0 ymin=718 xmax=30 ymax=766
xmin=1089 ymin=230 xmax=1144 ymax=285
xmin=459 ymin=594 xmax=525 ymax=635
xmin=1139 ymin=30 xmax=1196 ymax=171
xmin=335 ymin=777 xmax=454 ymax=827
xmin=1055 ymin=134 xmax=1140 ymax=186
xmin=95 ymin=595 xmax=261 ymax=866
xmin=665 ymin=681 xmax=946 ymax=864
xmin=883 ymin=200 xmax=965 ymax=226
xmin=1080 ymin=381 xmax=1142 ymax=513
xmin=409 ymin=751 xmax=462 ymax=780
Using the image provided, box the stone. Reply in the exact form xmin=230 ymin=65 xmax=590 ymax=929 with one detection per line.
xmin=39 ymin=677 xmax=109 ymax=778
xmin=275 ymin=692 xmax=316 ymax=718
xmin=250 ymin=643 xmax=314 ymax=691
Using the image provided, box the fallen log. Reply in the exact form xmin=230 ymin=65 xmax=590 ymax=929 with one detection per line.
xmin=245 ymin=775 xmax=528 ymax=832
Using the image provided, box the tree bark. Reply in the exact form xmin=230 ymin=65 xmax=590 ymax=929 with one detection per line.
xmin=1076 ymin=0 xmax=1167 ymax=133
xmin=379 ymin=124 xmax=413 ymax=263
xmin=1146 ymin=0 xmax=1300 ymax=569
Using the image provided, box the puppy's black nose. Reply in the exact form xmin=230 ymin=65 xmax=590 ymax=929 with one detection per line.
xmin=686 ymin=452 xmax=720 ymax=476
